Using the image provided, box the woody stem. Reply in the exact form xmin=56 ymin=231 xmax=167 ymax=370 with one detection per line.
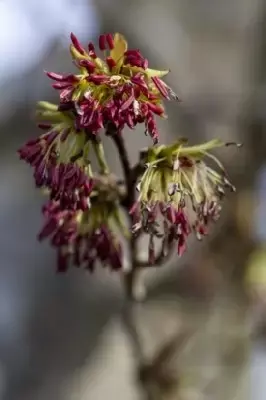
xmin=106 ymin=127 xmax=139 ymax=300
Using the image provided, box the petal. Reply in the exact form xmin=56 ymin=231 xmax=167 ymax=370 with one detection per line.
xmin=36 ymin=110 xmax=62 ymax=123
xmin=145 ymin=68 xmax=170 ymax=78
xmin=70 ymin=32 xmax=85 ymax=55
xmin=69 ymin=44 xmax=87 ymax=61
xmin=152 ymin=77 xmax=169 ymax=99
xmin=179 ymin=139 xmax=225 ymax=157
xmin=110 ymin=33 xmax=128 ymax=67
xmin=45 ymin=71 xmax=65 ymax=82
xmin=37 ymin=102 xmax=58 ymax=112
xmin=164 ymin=139 xmax=188 ymax=153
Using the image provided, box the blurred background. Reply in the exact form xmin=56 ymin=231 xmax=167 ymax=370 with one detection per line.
xmin=1 ymin=0 xmax=266 ymax=399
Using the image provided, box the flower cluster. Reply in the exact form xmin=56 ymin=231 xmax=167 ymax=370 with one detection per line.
xmin=18 ymin=101 xmax=95 ymax=210
xmin=18 ymin=30 xmax=238 ymax=276
xmin=38 ymin=176 xmax=127 ymax=272
xmin=131 ymin=139 xmax=237 ymax=263
xmin=46 ymin=32 xmax=178 ymax=143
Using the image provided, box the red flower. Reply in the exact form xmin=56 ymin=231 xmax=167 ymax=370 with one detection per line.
xmin=39 ymin=200 xmax=123 ymax=273
xmin=18 ymin=102 xmax=93 ymax=210
xmin=130 ymin=201 xmax=191 ymax=261
xmin=45 ymin=32 xmax=178 ymax=143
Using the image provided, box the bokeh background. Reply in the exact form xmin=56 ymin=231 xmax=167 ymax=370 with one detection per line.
xmin=1 ymin=0 xmax=266 ymax=399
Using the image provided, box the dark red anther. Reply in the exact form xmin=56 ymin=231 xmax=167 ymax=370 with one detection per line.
xmin=106 ymin=33 xmax=114 ymax=49
xmin=125 ymin=56 xmax=144 ymax=68
xmin=146 ymin=113 xmax=155 ymax=131
xmin=152 ymin=77 xmax=170 ymax=99
xmin=106 ymin=57 xmax=116 ymax=71
xmin=86 ymin=74 xmax=107 ymax=84
xmin=131 ymin=75 xmax=149 ymax=97
xmin=34 ymin=161 xmax=47 ymax=187
xmin=70 ymin=32 xmax=85 ymax=55
xmin=51 ymin=165 xmax=60 ymax=188
xmin=88 ymin=42 xmax=97 ymax=58
xmin=143 ymin=58 xmax=149 ymax=69
xmin=126 ymin=113 xmax=134 ymax=129
xmin=21 ymin=138 xmax=39 ymax=147
xmin=64 ymin=163 xmax=77 ymax=181
xmin=52 ymin=82 xmax=72 ymax=90
xmin=45 ymin=71 xmax=78 ymax=83
xmin=45 ymin=131 xmax=58 ymax=146
xmin=147 ymin=102 xmax=164 ymax=115
xmin=99 ymin=34 xmax=106 ymax=51
xmin=78 ymin=59 xmax=95 ymax=73
xmin=139 ymin=103 xmax=148 ymax=117
xmin=148 ymin=93 xmax=159 ymax=101
xmin=120 ymin=94 xmax=135 ymax=112
xmin=45 ymin=71 xmax=65 ymax=82
xmin=38 ymin=123 xmax=52 ymax=130
xmin=177 ymin=235 xmax=186 ymax=256
xmin=38 ymin=217 xmax=58 ymax=241
xmin=30 ymin=152 xmax=43 ymax=168
xmin=124 ymin=50 xmax=142 ymax=57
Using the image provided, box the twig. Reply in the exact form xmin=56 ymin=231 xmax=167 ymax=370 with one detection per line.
xmin=107 ymin=126 xmax=177 ymax=299
xmin=106 ymin=126 xmax=139 ymax=299
xmin=131 ymin=161 xmax=146 ymax=186
xmin=121 ymin=301 xmax=145 ymax=361
xmin=108 ymin=132 xmax=132 ymax=200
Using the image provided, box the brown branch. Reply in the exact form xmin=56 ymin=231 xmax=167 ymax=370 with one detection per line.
xmin=107 ymin=127 xmax=177 ymax=298
xmin=131 ymin=161 xmax=146 ymax=186
xmin=107 ymin=132 xmax=132 ymax=199
xmin=121 ymin=301 xmax=145 ymax=361
xmin=106 ymin=126 xmax=159 ymax=398
xmin=106 ymin=125 xmax=140 ymax=300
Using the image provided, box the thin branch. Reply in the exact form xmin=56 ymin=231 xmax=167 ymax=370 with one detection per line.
xmin=121 ymin=301 xmax=145 ymax=361
xmin=131 ymin=161 xmax=146 ymax=186
xmin=106 ymin=128 xmax=132 ymax=197
xmin=107 ymin=128 xmax=176 ymax=297
xmin=104 ymin=127 xmax=157 ymax=400
xmin=106 ymin=126 xmax=140 ymax=300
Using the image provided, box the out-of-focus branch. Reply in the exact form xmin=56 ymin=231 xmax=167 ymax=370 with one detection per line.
xmin=106 ymin=126 xmax=142 ymax=300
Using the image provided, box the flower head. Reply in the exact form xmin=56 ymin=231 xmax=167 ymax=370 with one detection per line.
xmin=39 ymin=175 xmax=128 ymax=272
xmin=45 ymin=32 xmax=178 ymax=143
xmin=18 ymin=101 xmax=95 ymax=210
xmin=131 ymin=139 xmax=238 ymax=260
